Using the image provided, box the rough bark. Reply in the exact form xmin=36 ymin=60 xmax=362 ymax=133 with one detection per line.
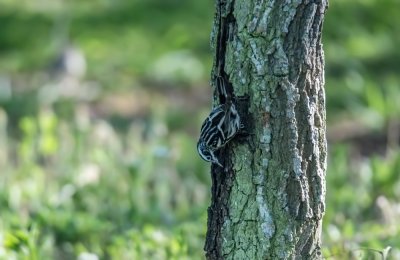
xmin=204 ymin=0 xmax=328 ymax=259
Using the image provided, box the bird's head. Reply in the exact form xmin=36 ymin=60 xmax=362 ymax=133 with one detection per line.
xmin=197 ymin=142 xmax=223 ymax=167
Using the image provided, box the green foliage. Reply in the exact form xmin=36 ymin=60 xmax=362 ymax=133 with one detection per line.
xmin=324 ymin=0 xmax=400 ymax=124
xmin=0 ymin=107 xmax=209 ymax=258
xmin=324 ymin=147 xmax=400 ymax=258
xmin=107 ymin=225 xmax=189 ymax=259
xmin=0 ymin=0 xmax=400 ymax=258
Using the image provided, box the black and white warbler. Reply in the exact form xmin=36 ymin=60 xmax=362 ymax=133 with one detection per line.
xmin=197 ymin=102 xmax=241 ymax=167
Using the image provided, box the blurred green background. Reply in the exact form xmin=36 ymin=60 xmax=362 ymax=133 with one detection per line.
xmin=0 ymin=0 xmax=399 ymax=259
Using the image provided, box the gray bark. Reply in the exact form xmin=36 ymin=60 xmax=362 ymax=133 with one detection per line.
xmin=204 ymin=0 xmax=328 ymax=259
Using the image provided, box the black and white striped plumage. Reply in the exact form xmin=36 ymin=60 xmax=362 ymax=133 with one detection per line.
xmin=197 ymin=103 xmax=241 ymax=166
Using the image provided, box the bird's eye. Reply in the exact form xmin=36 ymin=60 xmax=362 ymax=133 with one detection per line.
xmin=197 ymin=145 xmax=212 ymax=162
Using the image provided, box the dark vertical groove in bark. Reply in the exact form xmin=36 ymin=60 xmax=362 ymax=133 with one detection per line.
xmin=204 ymin=3 xmax=235 ymax=258
xmin=205 ymin=165 xmax=234 ymax=259
xmin=213 ymin=0 xmax=236 ymax=104
xmin=205 ymin=1 xmax=237 ymax=259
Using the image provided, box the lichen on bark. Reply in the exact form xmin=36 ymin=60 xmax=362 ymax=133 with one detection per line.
xmin=204 ymin=0 xmax=328 ymax=259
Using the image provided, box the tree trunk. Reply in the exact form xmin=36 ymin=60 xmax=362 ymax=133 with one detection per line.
xmin=204 ymin=0 xmax=328 ymax=259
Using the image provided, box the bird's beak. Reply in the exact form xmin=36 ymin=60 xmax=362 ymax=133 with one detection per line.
xmin=213 ymin=159 xmax=223 ymax=167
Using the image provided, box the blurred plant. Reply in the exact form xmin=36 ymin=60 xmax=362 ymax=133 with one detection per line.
xmin=0 ymin=103 xmax=209 ymax=258
xmin=324 ymin=145 xmax=400 ymax=258
xmin=107 ymin=225 xmax=188 ymax=259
